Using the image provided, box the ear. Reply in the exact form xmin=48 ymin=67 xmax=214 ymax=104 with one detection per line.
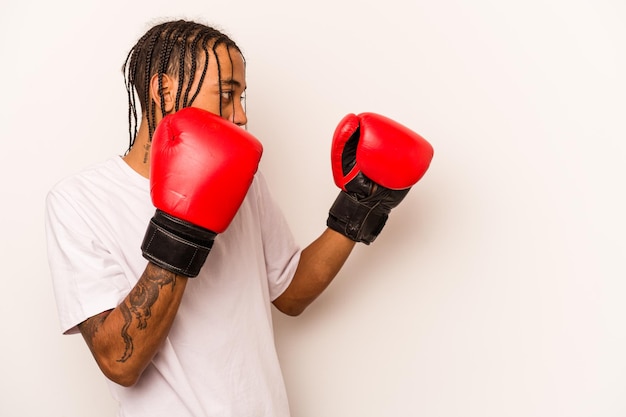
xmin=149 ymin=73 xmax=176 ymax=115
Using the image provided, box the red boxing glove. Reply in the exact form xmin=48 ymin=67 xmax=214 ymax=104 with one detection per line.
xmin=332 ymin=112 xmax=433 ymax=190
xmin=142 ymin=107 xmax=263 ymax=277
xmin=327 ymin=112 xmax=433 ymax=243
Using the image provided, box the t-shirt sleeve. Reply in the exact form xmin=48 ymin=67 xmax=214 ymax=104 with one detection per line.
xmin=254 ymin=172 xmax=301 ymax=301
xmin=45 ymin=186 xmax=131 ymax=334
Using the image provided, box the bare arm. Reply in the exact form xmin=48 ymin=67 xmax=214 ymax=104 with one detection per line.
xmin=78 ymin=262 xmax=188 ymax=387
xmin=272 ymin=228 xmax=356 ymax=316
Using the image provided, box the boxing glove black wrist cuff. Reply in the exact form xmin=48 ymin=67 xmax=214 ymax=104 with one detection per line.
xmin=141 ymin=209 xmax=217 ymax=278
xmin=326 ymin=191 xmax=388 ymax=245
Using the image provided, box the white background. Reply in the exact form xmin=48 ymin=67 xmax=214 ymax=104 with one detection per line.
xmin=1 ymin=0 xmax=625 ymax=416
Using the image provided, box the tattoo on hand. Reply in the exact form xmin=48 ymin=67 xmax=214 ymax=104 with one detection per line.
xmin=79 ymin=310 xmax=109 ymax=350
xmin=117 ymin=269 xmax=176 ymax=362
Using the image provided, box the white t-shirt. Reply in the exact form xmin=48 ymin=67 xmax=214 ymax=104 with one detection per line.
xmin=45 ymin=156 xmax=301 ymax=417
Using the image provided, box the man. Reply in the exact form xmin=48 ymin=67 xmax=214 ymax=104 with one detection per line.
xmin=45 ymin=19 xmax=433 ymax=417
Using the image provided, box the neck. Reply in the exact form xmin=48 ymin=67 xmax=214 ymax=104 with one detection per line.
xmin=123 ymin=121 xmax=151 ymax=178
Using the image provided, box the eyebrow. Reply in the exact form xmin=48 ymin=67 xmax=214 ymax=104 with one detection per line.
xmin=220 ymin=78 xmax=244 ymax=89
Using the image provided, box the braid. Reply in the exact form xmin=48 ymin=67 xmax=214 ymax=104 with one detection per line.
xmin=143 ymin=30 xmax=160 ymax=141
xmin=122 ymin=48 xmax=137 ymax=154
xmin=212 ymin=38 xmax=225 ymax=116
xmin=122 ymin=29 xmax=154 ymax=153
xmin=182 ymin=33 xmax=201 ymax=107
xmin=155 ymin=22 xmax=184 ymax=135
xmin=155 ymin=30 xmax=172 ymax=124
xmin=225 ymin=45 xmax=236 ymax=118
xmin=187 ymin=35 xmax=210 ymax=106
xmin=175 ymin=27 xmax=188 ymax=111
xmin=123 ymin=20 xmax=243 ymax=148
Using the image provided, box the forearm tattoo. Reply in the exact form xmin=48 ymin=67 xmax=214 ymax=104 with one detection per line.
xmin=117 ymin=268 xmax=177 ymax=362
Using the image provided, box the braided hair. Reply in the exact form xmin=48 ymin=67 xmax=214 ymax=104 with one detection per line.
xmin=122 ymin=20 xmax=243 ymax=153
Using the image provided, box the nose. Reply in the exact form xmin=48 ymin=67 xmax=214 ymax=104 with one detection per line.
xmin=229 ymin=99 xmax=248 ymax=127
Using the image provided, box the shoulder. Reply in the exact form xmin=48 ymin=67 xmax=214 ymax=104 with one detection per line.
xmin=45 ymin=157 xmax=149 ymax=228
xmin=47 ymin=156 xmax=146 ymax=204
xmin=49 ymin=157 xmax=118 ymax=193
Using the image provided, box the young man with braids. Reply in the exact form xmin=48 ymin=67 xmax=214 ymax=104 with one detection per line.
xmin=45 ymin=19 xmax=433 ymax=417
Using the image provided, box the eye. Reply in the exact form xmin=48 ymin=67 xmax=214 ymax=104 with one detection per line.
xmin=221 ymin=90 xmax=234 ymax=102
